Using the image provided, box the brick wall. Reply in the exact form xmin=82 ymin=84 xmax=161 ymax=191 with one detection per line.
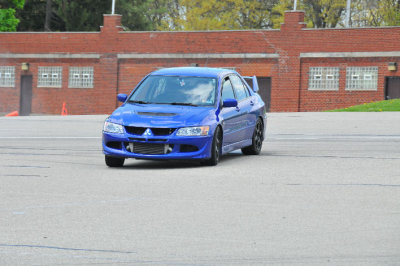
xmin=0 ymin=11 xmax=399 ymax=114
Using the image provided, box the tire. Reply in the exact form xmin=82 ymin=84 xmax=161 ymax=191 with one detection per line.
xmin=105 ymin=155 xmax=125 ymax=167
xmin=201 ymin=126 xmax=222 ymax=166
xmin=242 ymin=119 xmax=263 ymax=155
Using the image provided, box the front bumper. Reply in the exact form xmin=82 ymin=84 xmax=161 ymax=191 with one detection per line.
xmin=102 ymin=131 xmax=213 ymax=160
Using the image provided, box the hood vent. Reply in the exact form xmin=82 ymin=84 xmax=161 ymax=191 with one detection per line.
xmin=137 ymin=112 xmax=177 ymax=117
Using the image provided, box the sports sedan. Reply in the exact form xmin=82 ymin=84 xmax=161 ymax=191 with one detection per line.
xmin=102 ymin=67 xmax=266 ymax=167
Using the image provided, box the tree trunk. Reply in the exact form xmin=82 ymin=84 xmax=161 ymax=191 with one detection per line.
xmin=44 ymin=0 xmax=52 ymax=31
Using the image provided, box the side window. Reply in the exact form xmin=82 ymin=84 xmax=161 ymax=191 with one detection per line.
xmin=230 ymin=75 xmax=248 ymax=101
xmin=221 ymin=78 xmax=235 ymax=101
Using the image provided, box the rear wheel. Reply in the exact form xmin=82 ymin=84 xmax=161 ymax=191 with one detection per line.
xmin=105 ymin=155 xmax=125 ymax=167
xmin=242 ymin=119 xmax=263 ymax=155
xmin=201 ymin=127 xmax=222 ymax=166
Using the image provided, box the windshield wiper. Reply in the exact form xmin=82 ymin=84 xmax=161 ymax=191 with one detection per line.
xmin=128 ymin=100 xmax=151 ymax=104
xmin=169 ymin=102 xmax=198 ymax=106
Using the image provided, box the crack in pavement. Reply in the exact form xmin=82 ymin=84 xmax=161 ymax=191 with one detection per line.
xmin=0 ymin=244 xmax=135 ymax=254
xmin=287 ymin=183 xmax=400 ymax=188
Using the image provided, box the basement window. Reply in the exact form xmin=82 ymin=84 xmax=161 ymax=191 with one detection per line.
xmin=69 ymin=67 xmax=94 ymax=88
xmin=38 ymin=66 xmax=62 ymax=88
xmin=0 ymin=66 xmax=15 ymax=87
xmin=346 ymin=67 xmax=378 ymax=90
xmin=308 ymin=67 xmax=339 ymax=91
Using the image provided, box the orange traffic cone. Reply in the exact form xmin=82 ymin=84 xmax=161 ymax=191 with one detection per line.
xmin=61 ymin=102 xmax=68 ymax=116
xmin=5 ymin=111 xmax=19 ymax=117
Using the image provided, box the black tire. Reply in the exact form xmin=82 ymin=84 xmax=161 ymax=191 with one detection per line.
xmin=201 ymin=126 xmax=222 ymax=166
xmin=105 ymin=155 xmax=125 ymax=167
xmin=242 ymin=119 xmax=263 ymax=155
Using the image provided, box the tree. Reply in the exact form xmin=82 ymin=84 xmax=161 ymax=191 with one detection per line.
xmin=116 ymin=0 xmax=156 ymax=30
xmin=351 ymin=0 xmax=400 ymax=27
xmin=236 ymin=0 xmax=279 ymax=29
xmin=53 ymin=0 xmax=110 ymax=31
xmin=156 ymin=0 xmax=182 ymax=30
xmin=14 ymin=0 xmax=400 ymax=32
xmin=177 ymin=0 xmax=239 ymax=30
xmin=0 ymin=0 xmax=25 ymax=31
xmin=145 ymin=0 xmax=176 ymax=30
xmin=271 ymin=0 xmax=293 ymax=28
xmin=163 ymin=0 xmax=279 ymax=31
xmin=16 ymin=0 xmax=64 ymax=31
xmin=380 ymin=0 xmax=400 ymax=26
xmin=271 ymin=0 xmax=346 ymax=28
xmin=303 ymin=0 xmax=346 ymax=28
xmin=17 ymin=0 xmax=165 ymax=32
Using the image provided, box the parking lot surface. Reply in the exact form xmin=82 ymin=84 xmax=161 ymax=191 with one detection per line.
xmin=0 ymin=113 xmax=399 ymax=265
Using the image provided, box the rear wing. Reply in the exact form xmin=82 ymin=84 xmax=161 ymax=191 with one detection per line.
xmin=243 ymin=76 xmax=259 ymax=93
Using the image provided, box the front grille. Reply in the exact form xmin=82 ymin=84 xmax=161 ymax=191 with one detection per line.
xmin=125 ymin=126 xmax=146 ymax=135
xmin=128 ymin=137 xmax=167 ymax=142
xmin=127 ymin=142 xmax=173 ymax=155
xmin=125 ymin=126 xmax=176 ymax=136
xmin=151 ymin=128 xmax=176 ymax=136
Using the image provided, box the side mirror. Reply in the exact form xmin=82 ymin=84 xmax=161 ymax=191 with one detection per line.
xmin=223 ymin=98 xmax=238 ymax=108
xmin=117 ymin=93 xmax=127 ymax=103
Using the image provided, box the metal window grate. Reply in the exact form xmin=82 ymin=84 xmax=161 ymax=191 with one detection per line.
xmin=0 ymin=66 xmax=15 ymax=87
xmin=69 ymin=67 xmax=94 ymax=88
xmin=346 ymin=67 xmax=378 ymax=90
xmin=308 ymin=67 xmax=339 ymax=90
xmin=38 ymin=66 xmax=62 ymax=87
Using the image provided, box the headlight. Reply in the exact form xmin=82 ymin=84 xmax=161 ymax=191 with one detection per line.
xmin=103 ymin=121 xmax=124 ymax=134
xmin=176 ymin=126 xmax=210 ymax=136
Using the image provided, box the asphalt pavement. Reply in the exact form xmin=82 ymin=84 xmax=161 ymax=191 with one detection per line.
xmin=0 ymin=113 xmax=399 ymax=265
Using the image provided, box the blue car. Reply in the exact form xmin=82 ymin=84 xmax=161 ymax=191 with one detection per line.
xmin=102 ymin=67 xmax=266 ymax=167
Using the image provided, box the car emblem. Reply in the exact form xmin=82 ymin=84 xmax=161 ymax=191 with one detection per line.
xmin=143 ymin=128 xmax=153 ymax=136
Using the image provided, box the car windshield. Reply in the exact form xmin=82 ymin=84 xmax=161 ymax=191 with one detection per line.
xmin=128 ymin=75 xmax=217 ymax=106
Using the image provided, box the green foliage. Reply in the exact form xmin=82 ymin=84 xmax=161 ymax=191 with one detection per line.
xmin=235 ymin=0 xmax=279 ymax=29
xmin=303 ymin=0 xmax=346 ymax=28
xmin=271 ymin=0 xmax=291 ymax=29
xmin=175 ymin=0 xmax=238 ymax=30
xmin=351 ymin=0 xmax=400 ymax=27
xmin=53 ymin=0 xmax=109 ymax=31
xmin=0 ymin=0 xmax=24 ymax=31
xmin=164 ymin=0 xmax=278 ymax=31
xmin=326 ymin=99 xmax=400 ymax=112
xmin=271 ymin=0 xmax=346 ymax=28
xmin=0 ymin=0 xmax=25 ymax=9
xmin=11 ymin=0 xmax=400 ymax=31
xmin=0 ymin=8 xmax=19 ymax=31
xmin=16 ymin=0 xmax=46 ymax=31
xmin=116 ymin=0 xmax=154 ymax=30
xmin=16 ymin=0 xmax=65 ymax=31
xmin=376 ymin=0 xmax=400 ymax=26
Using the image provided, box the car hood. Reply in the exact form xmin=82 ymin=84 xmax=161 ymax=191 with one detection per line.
xmin=109 ymin=103 xmax=215 ymax=128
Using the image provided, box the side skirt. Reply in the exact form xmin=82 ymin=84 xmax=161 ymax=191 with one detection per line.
xmin=222 ymin=139 xmax=252 ymax=155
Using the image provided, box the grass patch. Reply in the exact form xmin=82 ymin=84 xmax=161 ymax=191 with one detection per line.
xmin=326 ymin=99 xmax=400 ymax=112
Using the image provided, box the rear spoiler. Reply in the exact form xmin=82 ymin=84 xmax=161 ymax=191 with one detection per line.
xmin=243 ymin=76 xmax=259 ymax=93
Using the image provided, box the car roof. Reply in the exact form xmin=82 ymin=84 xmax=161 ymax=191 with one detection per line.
xmin=150 ymin=67 xmax=236 ymax=78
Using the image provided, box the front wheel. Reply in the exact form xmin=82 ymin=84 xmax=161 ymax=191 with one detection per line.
xmin=201 ymin=127 xmax=222 ymax=166
xmin=105 ymin=155 xmax=125 ymax=167
xmin=242 ymin=119 xmax=263 ymax=155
